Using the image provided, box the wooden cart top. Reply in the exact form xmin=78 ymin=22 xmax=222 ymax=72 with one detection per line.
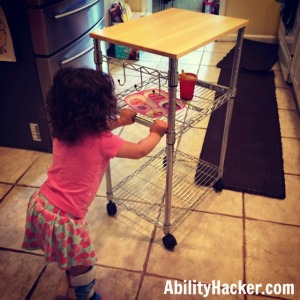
xmin=90 ymin=8 xmax=249 ymax=59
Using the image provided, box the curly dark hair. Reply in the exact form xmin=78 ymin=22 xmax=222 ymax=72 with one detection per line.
xmin=46 ymin=67 xmax=118 ymax=143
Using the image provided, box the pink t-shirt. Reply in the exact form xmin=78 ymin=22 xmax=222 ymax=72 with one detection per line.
xmin=40 ymin=132 xmax=124 ymax=218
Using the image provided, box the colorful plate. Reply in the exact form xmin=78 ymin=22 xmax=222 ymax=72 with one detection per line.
xmin=124 ymin=89 xmax=185 ymax=118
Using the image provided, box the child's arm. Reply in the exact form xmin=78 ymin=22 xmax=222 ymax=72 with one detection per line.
xmin=116 ymin=119 xmax=168 ymax=159
xmin=108 ymin=109 xmax=137 ymax=130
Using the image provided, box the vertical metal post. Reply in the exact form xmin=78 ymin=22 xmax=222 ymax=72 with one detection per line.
xmin=93 ymin=38 xmax=114 ymax=201
xmin=218 ymin=27 xmax=245 ymax=177
xmin=163 ymin=58 xmax=178 ymax=234
xmin=229 ymin=27 xmax=245 ymax=92
xmin=105 ymin=164 xmax=114 ymax=202
xmin=93 ymin=38 xmax=103 ymax=72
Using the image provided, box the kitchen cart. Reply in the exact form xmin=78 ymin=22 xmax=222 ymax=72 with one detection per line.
xmin=90 ymin=8 xmax=248 ymax=250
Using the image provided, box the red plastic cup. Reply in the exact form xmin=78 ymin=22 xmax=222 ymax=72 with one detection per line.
xmin=179 ymin=73 xmax=197 ymax=101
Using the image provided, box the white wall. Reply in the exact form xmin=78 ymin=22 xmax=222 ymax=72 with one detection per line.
xmin=126 ymin=0 xmax=152 ymax=12
xmin=104 ymin=0 xmax=111 ymax=27
xmin=225 ymin=0 xmax=281 ymax=36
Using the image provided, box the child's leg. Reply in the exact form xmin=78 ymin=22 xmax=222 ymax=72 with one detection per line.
xmin=65 ymin=269 xmax=76 ymax=299
xmin=70 ymin=265 xmax=101 ymax=300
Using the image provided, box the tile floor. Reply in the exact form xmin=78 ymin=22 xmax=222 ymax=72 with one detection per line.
xmin=0 ymin=40 xmax=300 ymax=300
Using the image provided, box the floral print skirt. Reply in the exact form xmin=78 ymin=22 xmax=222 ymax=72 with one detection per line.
xmin=22 ymin=192 xmax=97 ymax=270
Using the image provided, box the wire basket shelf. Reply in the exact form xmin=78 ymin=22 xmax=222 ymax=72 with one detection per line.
xmin=111 ymin=149 xmax=221 ymax=228
xmin=105 ymin=56 xmax=234 ymax=132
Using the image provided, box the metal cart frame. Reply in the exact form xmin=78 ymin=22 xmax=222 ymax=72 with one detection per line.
xmin=90 ymin=8 xmax=248 ymax=250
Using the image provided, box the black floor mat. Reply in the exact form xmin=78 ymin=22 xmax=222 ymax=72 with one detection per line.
xmin=196 ymin=45 xmax=285 ymax=199
xmin=217 ymin=38 xmax=279 ymax=71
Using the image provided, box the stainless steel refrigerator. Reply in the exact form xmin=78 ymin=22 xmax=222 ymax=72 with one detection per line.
xmin=0 ymin=0 xmax=105 ymax=152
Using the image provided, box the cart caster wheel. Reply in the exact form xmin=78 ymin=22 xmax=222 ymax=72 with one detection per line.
xmin=106 ymin=201 xmax=117 ymax=216
xmin=213 ymin=178 xmax=223 ymax=192
xmin=162 ymin=233 xmax=177 ymax=251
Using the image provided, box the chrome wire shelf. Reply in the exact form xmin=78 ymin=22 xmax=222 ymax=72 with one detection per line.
xmin=111 ymin=149 xmax=221 ymax=228
xmin=105 ymin=56 xmax=234 ymax=134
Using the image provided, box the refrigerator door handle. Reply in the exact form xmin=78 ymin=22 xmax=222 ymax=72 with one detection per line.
xmin=60 ymin=45 xmax=94 ymax=66
xmin=53 ymin=0 xmax=99 ymax=20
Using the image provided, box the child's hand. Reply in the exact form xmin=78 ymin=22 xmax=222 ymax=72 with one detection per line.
xmin=119 ymin=109 xmax=137 ymax=126
xmin=150 ymin=120 xmax=168 ymax=137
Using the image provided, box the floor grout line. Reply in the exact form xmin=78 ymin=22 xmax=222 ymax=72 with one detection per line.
xmin=25 ymin=266 xmax=47 ymax=300
xmin=135 ymin=228 xmax=158 ymax=299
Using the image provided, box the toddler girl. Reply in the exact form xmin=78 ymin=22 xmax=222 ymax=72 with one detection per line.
xmin=22 ymin=67 xmax=168 ymax=300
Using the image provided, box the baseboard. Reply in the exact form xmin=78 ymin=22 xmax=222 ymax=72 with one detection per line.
xmin=217 ymin=34 xmax=279 ymax=44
